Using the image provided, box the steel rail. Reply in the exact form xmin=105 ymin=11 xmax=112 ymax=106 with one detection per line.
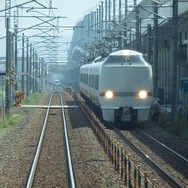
xmin=60 ymin=93 xmax=76 ymax=188
xmin=137 ymin=129 xmax=188 ymax=167
xmin=114 ymin=127 xmax=184 ymax=188
xmin=26 ymin=93 xmax=53 ymax=188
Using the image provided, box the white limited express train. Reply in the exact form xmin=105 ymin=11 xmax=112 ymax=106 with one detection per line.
xmin=79 ymin=50 xmax=153 ymax=125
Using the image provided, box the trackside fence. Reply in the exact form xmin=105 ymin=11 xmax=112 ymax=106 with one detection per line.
xmin=68 ymin=88 xmax=158 ymax=188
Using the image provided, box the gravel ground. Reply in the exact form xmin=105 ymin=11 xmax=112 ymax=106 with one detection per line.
xmin=32 ymin=94 xmax=69 ymax=188
xmin=0 ymin=91 xmax=188 ymax=188
xmin=143 ymin=126 xmax=188 ymax=159
xmin=0 ymin=92 xmax=125 ymax=188
xmin=0 ymin=108 xmax=44 ymax=187
xmin=63 ymin=93 xmax=125 ymax=188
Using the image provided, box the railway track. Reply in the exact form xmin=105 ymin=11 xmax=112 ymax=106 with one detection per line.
xmin=73 ymin=89 xmax=188 ymax=187
xmin=1 ymin=88 xmax=187 ymax=187
xmin=137 ymin=129 xmax=188 ymax=167
xmin=114 ymin=127 xmax=188 ymax=188
xmin=0 ymin=88 xmax=127 ymax=187
xmin=26 ymin=92 xmax=76 ymax=188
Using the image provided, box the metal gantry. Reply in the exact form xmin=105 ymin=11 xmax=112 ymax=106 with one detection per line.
xmin=0 ymin=0 xmax=69 ymax=115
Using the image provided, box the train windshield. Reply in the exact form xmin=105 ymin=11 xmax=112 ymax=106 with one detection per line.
xmin=104 ymin=55 xmax=146 ymax=64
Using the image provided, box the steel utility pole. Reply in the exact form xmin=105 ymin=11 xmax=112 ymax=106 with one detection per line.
xmin=14 ymin=23 xmax=18 ymax=91
xmin=118 ymin=0 xmax=122 ymax=50
xmin=26 ymin=38 xmax=29 ymax=97
xmin=5 ymin=0 xmax=11 ymax=27
xmin=171 ymin=0 xmax=178 ymax=122
xmin=135 ymin=5 xmax=140 ymax=51
xmin=29 ymin=44 xmax=32 ymax=93
xmin=22 ymin=33 xmax=25 ymax=94
xmin=5 ymin=0 xmax=11 ymax=115
xmin=41 ymin=58 xmax=44 ymax=92
xmin=146 ymin=24 xmax=152 ymax=63
xmin=5 ymin=18 xmax=11 ymax=115
xmin=123 ymin=0 xmax=128 ymax=49
xmin=153 ymin=1 xmax=159 ymax=98
xmin=32 ymin=48 xmax=35 ymax=93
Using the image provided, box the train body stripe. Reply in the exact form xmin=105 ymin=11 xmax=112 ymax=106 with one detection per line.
xmin=99 ymin=92 xmax=153 ymax=97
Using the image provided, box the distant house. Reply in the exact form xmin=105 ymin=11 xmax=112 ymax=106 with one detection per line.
xmin=0 ymin=64 xmax=5 ymax=72
xmin=0 ymin=56 xmax=26 ymax=73
xmin=0 ymin=57 xmax=5 ymax=73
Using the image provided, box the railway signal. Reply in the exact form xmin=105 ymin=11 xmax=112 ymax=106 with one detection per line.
xmin=8 ymin=67 xmax=15 ymax=87
xmin=15 ymin=90 xmax=23 ymax=106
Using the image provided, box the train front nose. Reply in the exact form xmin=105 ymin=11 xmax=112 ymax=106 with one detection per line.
xmin=114 ymin=107 xmax=137 ymax=123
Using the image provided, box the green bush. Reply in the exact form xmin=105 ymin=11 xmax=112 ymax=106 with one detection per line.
xmin=0 ymin=113 xmax=23 ymax=129
xmin=0 ymin=92 xmax=48 ymax=130
xmin=23 ymin=92 xmax=48 ymax=105
xmin=158 ymin=112 xmax=188 ymax=139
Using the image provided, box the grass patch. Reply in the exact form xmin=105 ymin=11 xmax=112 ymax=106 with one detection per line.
xmin=0 ymin=113 xmax=24 ymax=129
xmin=0 ymin=92 xmax=48 ymax=130
xmin=158 ymin=112 xmax=188 ymax=139
xmin=23 ymin=92 xmax=48 ymax=105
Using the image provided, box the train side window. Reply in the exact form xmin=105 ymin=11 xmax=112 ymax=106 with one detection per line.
xmin=94 ymin=75 xmax=99 ymax=90
xmin=96 ymin=75 xmax=99 ymax=90
xmin=80 ymin=73 xmax=89 ymax=85
xmin=89 ymin=75 xmax=92 ymax=87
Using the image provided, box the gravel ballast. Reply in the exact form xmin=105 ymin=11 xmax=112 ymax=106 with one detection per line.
xmin=0 ymin=91 xmax=188 ymax=187
xmin=0 ymin=93 xmax=125 ymax=187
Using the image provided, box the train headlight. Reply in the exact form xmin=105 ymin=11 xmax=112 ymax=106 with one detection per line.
xmin=138 ymin=90 xmax=147 ymax=99
xmin=105 ymin=90 xmax=114 ymax=99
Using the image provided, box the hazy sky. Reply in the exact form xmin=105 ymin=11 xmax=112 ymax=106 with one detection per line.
xmin=0 ymin=0 xmax=101 ymax=32
xmin=0 ymin=0 xmax=101 ymax=57
xmin=54 ymin=0 xmax=101 ymax=23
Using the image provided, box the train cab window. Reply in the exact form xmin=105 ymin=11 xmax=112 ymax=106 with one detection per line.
xmin=105 ymin=55 xmax=146 ymax=64
xmin=80 ymin=73 xmax=88 ymax=85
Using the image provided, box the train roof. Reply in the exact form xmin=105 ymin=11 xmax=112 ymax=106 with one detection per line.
xmin=80 ymin=50 xmax=145 ymax=69
xmin=109 ymin=50 xmax=143 ymax=56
